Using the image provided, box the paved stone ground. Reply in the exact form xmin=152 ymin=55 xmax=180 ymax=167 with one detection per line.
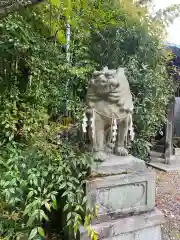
xmin=155 ymin=170 xmax=180 ymax=240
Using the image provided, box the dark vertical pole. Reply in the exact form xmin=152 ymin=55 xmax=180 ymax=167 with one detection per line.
xmin=164 ymin=99 xmax=174 ymax=164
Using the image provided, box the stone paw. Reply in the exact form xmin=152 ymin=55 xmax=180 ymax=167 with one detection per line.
xmin=115 ymin=146 xmax=129 ymax=156
xmin=105 ymin=142 xmax=114 ymax=153
xmin=94 ymin=151 xmax=107 ymax=161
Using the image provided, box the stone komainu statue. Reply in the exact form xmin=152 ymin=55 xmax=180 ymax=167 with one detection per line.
xmin=86 ymin=66 xmax=134 ymax=160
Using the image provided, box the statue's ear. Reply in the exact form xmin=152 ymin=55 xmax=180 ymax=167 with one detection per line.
xmin=103 ymin=66 xmax=108 ymax=71
xmin=93 ymin=70 xmax=100 ymax=76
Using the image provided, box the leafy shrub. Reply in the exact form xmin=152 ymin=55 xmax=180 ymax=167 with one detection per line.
xmin=43 ymin=0 xmax=175 ymax=158
xmin=0 ymin=10 xmax=96 ymax=240
xmin=0 ymin=142 xmax=94 ymax=239
xmin=81 ymin=1 xmax=175 ymax=158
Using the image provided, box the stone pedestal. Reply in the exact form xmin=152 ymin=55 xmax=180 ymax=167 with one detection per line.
xmin=80 ymin=155 xmax=165 ymax=240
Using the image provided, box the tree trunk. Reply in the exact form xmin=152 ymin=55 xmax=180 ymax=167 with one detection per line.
xmin=0 ymin=0 xmax=44 ymax=19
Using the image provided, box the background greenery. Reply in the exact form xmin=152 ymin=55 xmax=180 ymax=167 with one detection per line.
xmin=0 ymin=0 xmax=178 ymax=239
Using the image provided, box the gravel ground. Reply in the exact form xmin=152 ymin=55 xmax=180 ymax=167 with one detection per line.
xmin=156 ymin=170 xmax=180 ymax=240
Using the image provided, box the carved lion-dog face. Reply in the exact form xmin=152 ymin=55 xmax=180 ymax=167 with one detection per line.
xmin=90 ymin=67 xmax=120 ymax=95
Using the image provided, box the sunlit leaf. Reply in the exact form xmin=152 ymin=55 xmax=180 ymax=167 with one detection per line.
xmin=28 ymin=228 xmax=37 ymax=240
xmin=38 ymin=227 xmax=45 ymax=237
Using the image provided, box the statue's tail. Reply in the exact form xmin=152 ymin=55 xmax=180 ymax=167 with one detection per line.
xmin=129 ymin=114 xmax=135 ymax=141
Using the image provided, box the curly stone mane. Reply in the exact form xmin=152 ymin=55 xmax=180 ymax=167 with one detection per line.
xmin=87 ymin=67 xmax=133 ymax=113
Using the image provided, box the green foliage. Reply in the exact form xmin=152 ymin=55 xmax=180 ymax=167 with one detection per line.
xmin=0 ymin=142 xmax=95 ymax=239
xmin=0 ymin=9 xmax=96 ymax=240
xmin=153 ymin=4 xmax=180 ymax=26
xmin=74 ymin=0 xmax=175 ymax=158
xmin=0 ymin=0 xmax=178 ymax=239
xmin=0 ymin=0 xmax=44 ymax=19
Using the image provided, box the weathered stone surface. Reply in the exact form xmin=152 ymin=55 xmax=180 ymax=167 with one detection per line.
xmin=86 ymin=66 xmax=134 ymax=159
xmin=92 ymin=155 xmax=147 ymax=176
xmin=102 ymin=226 xmax=162 ymax=240
xmin=80 ymin=208 xmax=164 ymax=240
xmin=148 ymin=151 xmax=180 ymax=172
xmin=87 ymin=172 xmax=155 ymax=222
xmin=107 ymin=235 xmax=134 ymax=240
xmin=134 ymin=226 xmax=162 ymax=240
xmin=81 ymin=151 xmax=164 ymax=239
xmin=87 ymin=156 xmax=155 ymax=221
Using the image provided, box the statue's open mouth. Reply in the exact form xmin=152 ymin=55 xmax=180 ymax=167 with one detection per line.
xmin=101 ymin=85 xmax=109 ymax=92
xmin=92 ymin=83 xmax=108 ymax=93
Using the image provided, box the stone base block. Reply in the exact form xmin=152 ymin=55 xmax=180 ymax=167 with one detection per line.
xmin=80 ymin=208 xmax=165 ymax=240
xmin=92 ymin=155 xmax=147 ymax=175
xmin=87 ymin=168 xmax=155 ymax=221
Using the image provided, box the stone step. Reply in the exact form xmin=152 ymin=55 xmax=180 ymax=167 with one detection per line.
xmin=80 ymin=208 xmax=165 ymax=240
xmin=150 ymin=151 xmax=180 ymax=165
xmin=148 ymin=151 xmax=180 ymax=171
xmin=151 ymin=151 xmax=164 ymax=158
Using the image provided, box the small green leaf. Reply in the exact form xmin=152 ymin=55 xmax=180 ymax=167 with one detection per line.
xmin=63 ymin=204 xmax=69 ymax=212
xmin=51 ymin=195 xmax=57 ymax=210
xmin=27 ymin=191 xmax=34 ymax=200
xmin=40 ymin=210 xmax=49 ymax=221
xmin=67 ymin=219 xmax=72 ymax=226
xmin=82 ymin=196 xmax=87 ymax=205
xmin=93 ymin=231 xmax=98 ymax=240
xmin=27 ymin=215 xmax=36 ymax=227
xmin=38 ymin=227 xmax=45 ymax=237
xmin=74 ymin=205 xmax=80 ymax=211
xmin=41 ymin=178 xmax=44 ymax=187
xmin=45 ymin=202 xmax=51 ymax=212
xmin=28 ymin=228 xmax=37 ymax=240
xmin=24 ymin=204 xmax=33 ymax=216
xmin=87 ymin=226 xmax=91 ymax=237
xmin=67 ymin=212 xmax=72 ymax=221
xmin=62 ymin=191 xmax=68 ymax=197
xmin=59 ymin=182 xmax=66 ymax=189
